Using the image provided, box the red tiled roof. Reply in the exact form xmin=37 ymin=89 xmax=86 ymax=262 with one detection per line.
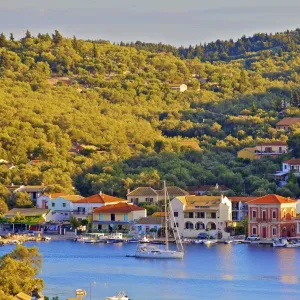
xmin=276 ymin=118 xmax=300 ymax=126
xmin=247 ymin=194 xmax=297 ymax=204
xmin=93 ymin=203 xmax=145 ymax=213
xmin=76 ymin=193 xmax=127 ymax=204
xmin=283 ymin=159 xmax=300 ymax=165
xmin=228 ymin=197 xmax=257 ymax=202
xmin=151 ymin=212 xmax=169 ymax=217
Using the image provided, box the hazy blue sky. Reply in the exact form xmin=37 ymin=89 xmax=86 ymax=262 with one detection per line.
xmin=1 ymin=0 xmax=300 ymax=45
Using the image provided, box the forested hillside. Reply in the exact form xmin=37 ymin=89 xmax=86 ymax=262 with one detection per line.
xmin=0 ymin=29 xmax=300 ymax=203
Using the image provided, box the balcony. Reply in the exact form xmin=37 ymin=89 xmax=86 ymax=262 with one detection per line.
xmin=71 ymin=211 xmax=90 ymax=216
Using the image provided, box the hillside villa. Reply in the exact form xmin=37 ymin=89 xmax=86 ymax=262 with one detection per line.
xmin=169 ymin=83 xmax=187 ymax=92
xmin=7 ymin=185 xmax=47 ymax=202
xmin=170 ymin=195 xmax=232 ymax=239
xmin=127 ymin=186 xmax=188 ymax=204
xmin=132 ymin=216 xmax=163 ymax=236
xmin=248 ymin=194 xmax=297 ymax=239
xmin=238 ymin=142 xmax=288 ymax=160
xmin=92 ymin=203 xmax=146 ymax=233
xmin=276 ymin=117 xmax=300 ymax=131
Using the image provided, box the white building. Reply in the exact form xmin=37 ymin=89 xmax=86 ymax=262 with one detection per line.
xmin=169 ymin=84 xmax=187 ymax=92
xmin=132 ymin=217 xmax=163 ymax=235
xmin=228 ymin=196 xmax=256 ymax=221
xmin=282 ymin=159 xmax=300 ymax=176
xmin=170 ymin=195 xmax=232 ymax=239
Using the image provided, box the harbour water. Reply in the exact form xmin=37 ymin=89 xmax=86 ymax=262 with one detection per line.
xmin=1 ymin=241 xmax=300 ymax=300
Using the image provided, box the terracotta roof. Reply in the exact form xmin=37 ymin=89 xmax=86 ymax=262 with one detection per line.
xmin=283 ymin=159 xmax=300 ymax=165
xmin=136 ymin=217 xmax=163 ymax=225
xmin=5 ymin=208 xmax=49 ymax=218
xmin=152 ymin=212 xmax=168 ymax=217
xmin=228 ymin=197 xmax=257 ymax=202
xmin=76 ymin=193 xmax=127 ymax=204
xmin=127 ymin=187 xmax=158 ymax=197
xmin=93 ymin=203 xmax=145 ymax=213
xmin=14 ymin=292 xmax=32 ymax=300
xmin=247 ymin=194 xmax=297 ymax=204
xmin=257 ymin=142 xmax=287 ymax=146
xmin=276 ymin=118 xmax=300 ymax=126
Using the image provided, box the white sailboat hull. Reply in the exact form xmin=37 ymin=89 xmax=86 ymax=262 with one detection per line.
xmin=136 ymin=250 xmax=184 ymax=259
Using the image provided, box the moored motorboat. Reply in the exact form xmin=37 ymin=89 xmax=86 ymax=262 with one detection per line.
xmin=204 ymin=239 xmax=217 ymax=245
xmin=106 ymin=290 xmax=129 ymax=300
xmin=273 ymin=238 xmax=288 ymax=247
xmin=76 ymin=289 xmax=86 ymax=296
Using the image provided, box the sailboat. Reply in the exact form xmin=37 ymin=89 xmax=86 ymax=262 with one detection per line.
xmin=135 ymin=181 xmax=184 ymax=259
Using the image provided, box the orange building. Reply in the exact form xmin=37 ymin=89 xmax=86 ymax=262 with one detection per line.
xmin=248 ymin=194 xmax=297 ymax=239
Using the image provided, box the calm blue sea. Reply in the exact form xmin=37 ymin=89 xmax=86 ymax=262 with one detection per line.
xmin=1 ymin=241 xmax=300 ymax=300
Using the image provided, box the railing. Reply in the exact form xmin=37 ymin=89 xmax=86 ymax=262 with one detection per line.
xmin=71 ymin=211 xmax=89 ymax=215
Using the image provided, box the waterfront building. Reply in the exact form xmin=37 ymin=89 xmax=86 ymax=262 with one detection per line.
xmin=170 ymin=195 xmax=232 ymax=239
xmin=47 ymin=195 xmax=84 ymax=222
xmin=92 ymin=202 xmax=146 ymax=233
xmin=127 ymin=186 xmax=188 ymax=205
xmin=36 ymin=192 xmax=67 ymax=209
xmin=247 ymin=194 xmax=297 ymax=239
xmin=72 ymin=192 xmax=128 ymax=220
xmin=228 ymin=196 xmax=256 ymax=221
xmin=132 ymin=216 xmax=163 ymax=235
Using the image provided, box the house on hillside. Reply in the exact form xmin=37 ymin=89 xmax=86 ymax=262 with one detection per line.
xmin=238 ymin=142 xmax=288 ymax=160
xmin=170 ymin=195 xmax=232 ymax=239
xmin=270 ymin=158 xmax=300 ymax=183
xmin=8 ymin=185 xmax=48 ymax=202
xmin=169 ymin=84 xmax=187 ymax=92
xmin=187 ymin=184 xmax=230 ymax=195
xmin=127 ymin=186 xmax=188 ymax=205
xmin=228 ymin=196 xmax=256 ymax=221
xmin=276 ymin=117 xmax=300 ymax=131
xmin=92 ymin=203 xmax=146 ymax=233
xmin=248 ymin=194 xmax=297 ymax=239
xmin=72 ymin=192 xmax=127 ymax=220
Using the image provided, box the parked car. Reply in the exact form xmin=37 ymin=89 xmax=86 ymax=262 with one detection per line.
xmin=246 ymin=234 xmax=260 ymax=241
xmin=197 ymin=232 xmax=209 ymax=239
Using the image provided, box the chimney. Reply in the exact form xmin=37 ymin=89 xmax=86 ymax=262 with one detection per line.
xmin=127 ymin=189 xmax=130 ymax=195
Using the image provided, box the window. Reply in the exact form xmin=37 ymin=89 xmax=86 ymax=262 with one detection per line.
xmin=52 ymin=203 xmax=55 ymax=207
xmin=253 ymin=227 xmax=257 ymax=235
xmin=291 ymin=210 xmax=294 ymax=217
xmin=174 ymin=212 xmax=178 ymax=217
xmin=283 ymin=210 xmax=286 ymax=218
xmin=62 ymin=203 xmax=66 ymax=207
xmin=124 ymin=214 xmax=128 ymax=222
xmin=272 ymin=211 xmax=276 ymax=219
xmin=184 ymin=212 xmax=194 ymax=218
xmin=284 ymin=164 xmax=287 ymax=170
xmin=174 ymin=223 xmax=179 ymax=228
xmin=145 ymin=198 xmax=153 ymax=203
xmin=196 ymin=212 xmax=205 ymax=218
xmin=262 ymin=211 xmax=266 ymax=221
xmin=111 ymin=214 xmax=115 ymax=221
xmin=252 ymin=210 xmax=257 ymax=218
xmin=99 ymin=214 xmax=104 ymax=221
xmin=272 ymin=227 xmax=276 ymax=235
xmin=211 ymin=212 xmax=216 ymax=219
xmin=64 ymin=213 xmax=68 ymax=216
xmin=98 ymin=224 xmax=102 ymax=230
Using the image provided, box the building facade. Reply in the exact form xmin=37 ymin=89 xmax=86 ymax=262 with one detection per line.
xmin=248 ymin=194 xmax=297 ymax=239
xmin=228 ymin=197 xmax=256 ymax=221
xmin=132 ymin=217 xmax=163 ymax=235
xmin=92 ymin=203 xmax=146 ymax=233
xmin=171 ymin=195 xmax=232 ymax=239
xmin=276 ymin=117 xmax=300 ymax=131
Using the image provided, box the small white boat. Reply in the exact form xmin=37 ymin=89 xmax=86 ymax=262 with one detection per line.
xmin=285 ymin=240 xmax=300 ymax=248
xmin=139 ymin=236 xmax=150 ymax=243
xmin=106 ymin=290 xmax=129 ymax=300
xmin=76 ymin=289 xmax=87 ymax=296
xmin=273 ymin=238 xmax=288 ymax=247
xmin=204 ymin=240 xmax=217 ymax=245
xmin=224 ymin=240 xmax=233 ymax=244
xmin=194 ymin=239 xmax=204 ymax=244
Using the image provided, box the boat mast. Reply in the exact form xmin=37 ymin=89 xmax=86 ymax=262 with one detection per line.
xmin=164 ymin=180 xmax=168 ymax=250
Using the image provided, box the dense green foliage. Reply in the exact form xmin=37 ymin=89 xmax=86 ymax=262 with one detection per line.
xmin=0 ymin=29 xmax=300 ymax=200
xmin=0 ymin=245 xmax=44 ymax=299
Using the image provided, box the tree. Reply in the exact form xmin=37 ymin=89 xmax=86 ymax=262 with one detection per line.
xmin=0 ymin=33 xmax=7 ymax=47
xmin=70 ymin=216 xmax=80 ymax=229
xmin=0 ymin=199 xmax=8 ymax=214
xmin=72 ymin=35 xmax=78 ymax=52
xmin=0 ymin=245 xmax=44 ymax=298
xmin=14 ymin=192 xmax=33 ymax=208
xmin=9 ymin=33 xmax=14 ymax=42
xmin=288 ymin=133 xmax=300 ymax=157
xmin=52 ymin=30 xmax=63 ymax=45
xmin=25 ymin=30 xmax=32 ymax=39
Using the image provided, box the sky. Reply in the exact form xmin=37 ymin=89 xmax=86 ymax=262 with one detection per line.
xmin=1 ymin=0 xmax=300 ymax=46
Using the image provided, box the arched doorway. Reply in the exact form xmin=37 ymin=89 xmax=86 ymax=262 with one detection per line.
xmin=206 ymin=222 xmax=216 ymax=230
xmin=195 ymin=222 xmax=205 ymax=230
xmin=185 ymin=222 xmax=194 ymax=230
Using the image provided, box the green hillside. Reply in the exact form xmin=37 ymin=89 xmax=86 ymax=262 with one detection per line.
xmin=0 ymin=29 xmax=300 ymax=204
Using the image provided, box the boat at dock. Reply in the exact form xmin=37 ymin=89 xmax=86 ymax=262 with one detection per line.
xmin=273 ymin=238 xmax=288 ymax=247
xmin=106 ymin=233 xmax=124 ymax=244
xmin=135 ymin=181 xmax=184 ymax=259
xmin=106 ymin=290 xmax=129 ymax=300
xmin=203 ymin=239 xmax=217 ymax=246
